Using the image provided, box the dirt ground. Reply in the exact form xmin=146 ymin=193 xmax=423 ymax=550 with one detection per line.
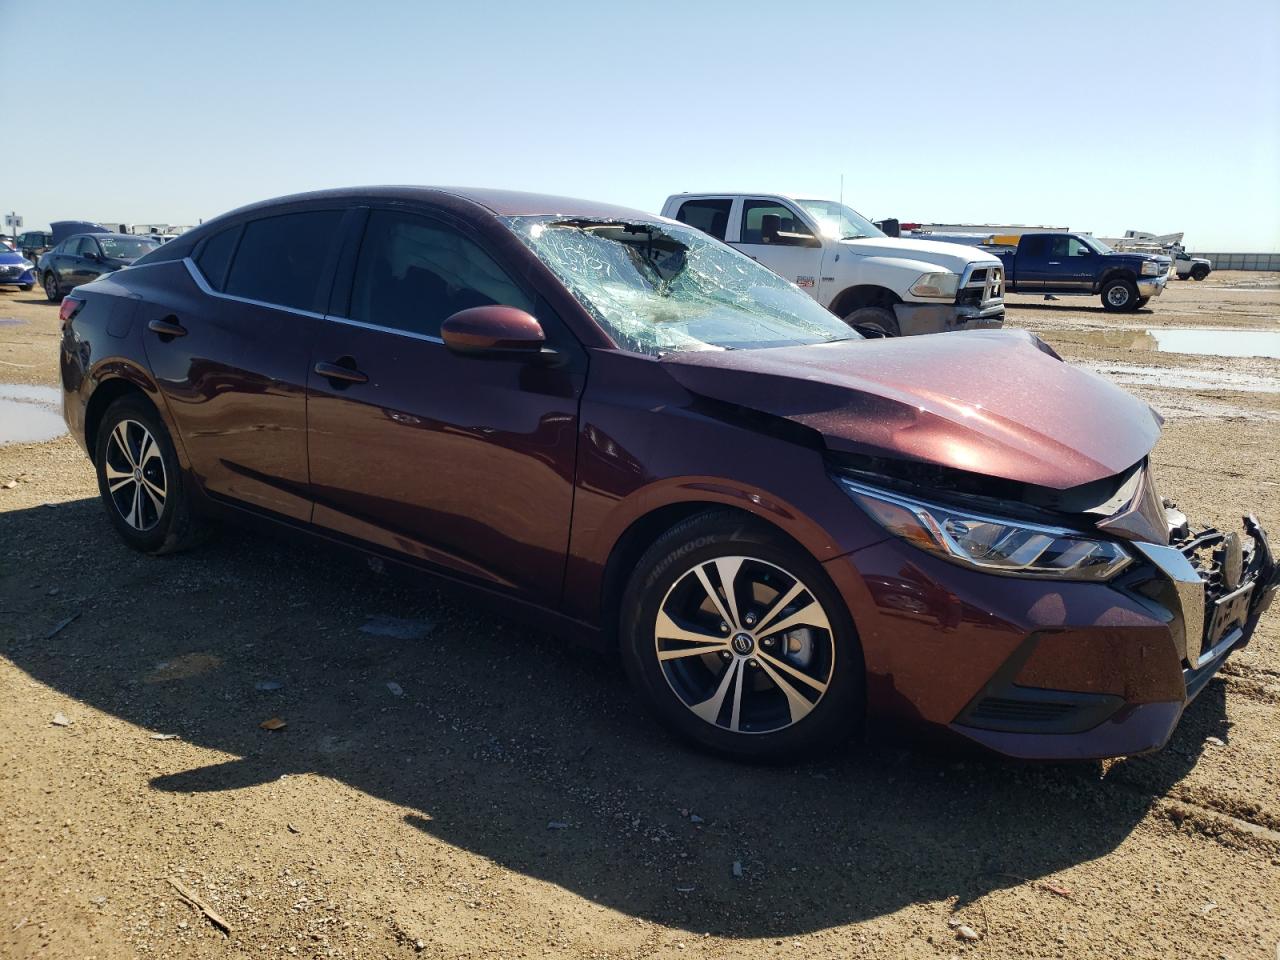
xmin=1 ymin=273 xmax=1278 ymax=959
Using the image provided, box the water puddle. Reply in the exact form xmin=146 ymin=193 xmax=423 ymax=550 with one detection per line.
xmin=1078 ymin=363 xmax=1279 ymax=393
xmin=1073 ymin=327 xmax=1280 ymax=360
xmin=0 ymin=384 xmax=66 ymax=445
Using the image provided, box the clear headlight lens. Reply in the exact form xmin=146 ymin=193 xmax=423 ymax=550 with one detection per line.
xmin=837 ymin=478 xmax=1132 ymax=581
xmin=909 ymin=271 xmax=960 ymax=299
xmin=1141 ymin=260 xmax=1163 ymax=276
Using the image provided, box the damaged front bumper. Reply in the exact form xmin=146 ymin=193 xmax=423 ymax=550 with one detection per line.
xmin=953 ymin=515 xmax=1280 ymax=759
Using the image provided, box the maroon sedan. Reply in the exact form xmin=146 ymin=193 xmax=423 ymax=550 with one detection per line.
xmin=58 ymin=187 xmax=1278 ymax=761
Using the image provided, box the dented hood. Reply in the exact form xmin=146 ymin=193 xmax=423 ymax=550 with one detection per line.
xmin=661 ymin=329 xmax=1162 ymax=490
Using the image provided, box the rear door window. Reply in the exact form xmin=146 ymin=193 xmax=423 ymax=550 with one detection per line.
xmin=347 ymin=210 xmax=532 ymax=338
xmin=1020 ymin=235 xmax=1049 ymax=258
xmin=674 ymin=199 xmax=732 ymax=241
xmin=194 ymin=226 xmax=241 ymax=291
xmin=224 ymin=210 xmax=344 ymax=311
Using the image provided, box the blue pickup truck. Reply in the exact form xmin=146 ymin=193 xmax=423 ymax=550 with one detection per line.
xmin=993 ymin=233 xmax=1172 ymax=312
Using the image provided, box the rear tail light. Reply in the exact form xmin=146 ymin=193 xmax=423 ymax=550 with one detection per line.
xmin=59 ymin=297 xmax=86 ymax=326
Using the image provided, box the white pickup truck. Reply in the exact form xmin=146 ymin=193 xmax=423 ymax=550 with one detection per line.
xmin=660 ymin=192 xmax=1006 ymax=337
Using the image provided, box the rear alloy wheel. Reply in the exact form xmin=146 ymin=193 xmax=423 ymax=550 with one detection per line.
xmin=43 ymin=271 xmax=61 ymax=303
xmin=621 ymin=512 xmax=863 ymax=760
xmin=1101 ymin=278 xmax=1139 ymax=312
xmin=94 ymin=395 xmax=206 ymax=554
xmin=843 ymin=305 xmax=900 ymax=338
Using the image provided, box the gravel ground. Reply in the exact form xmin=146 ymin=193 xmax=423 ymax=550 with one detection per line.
xmin=1 ymin=273 xmax=1278 ymax=959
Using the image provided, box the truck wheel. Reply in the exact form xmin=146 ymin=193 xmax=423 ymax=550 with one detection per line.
xmin=1101 ymin=278 xmax=1139 ymax=312
xmin=1135 ymin=297 xmax=1150 ymax=308
xmin=1191 ymin=265 xmax=1210 ymax=281
xmin=844 ymin=306 xmax=900 ymax=338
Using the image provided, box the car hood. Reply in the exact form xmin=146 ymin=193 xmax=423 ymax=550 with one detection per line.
xmin=0 ymin=251 xmax=27 ymax=265
xmin=840 ymin=236 xmax=1001 ymax=272
xmin=660 ymin=329 xmax=1161 ymax=490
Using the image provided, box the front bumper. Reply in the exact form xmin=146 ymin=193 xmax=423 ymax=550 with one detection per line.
xmin=0 ymin=266 xmax=35 ymax=286
xmin=825 ymin=513 xmax=1279 ymax=761
xmin=1137 ymin=274 xmax=1168 ymax=298
xmin=893 ymin=300 xmax=1005 ymax=336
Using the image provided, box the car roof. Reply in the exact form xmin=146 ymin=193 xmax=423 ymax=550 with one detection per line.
xmin=214 ymin=186 xmax=657 ymax=223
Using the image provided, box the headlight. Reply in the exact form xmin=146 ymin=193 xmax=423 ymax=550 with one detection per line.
xmin=909 ymin=271 xmax=959 ymax=299
xmin=20 ymin=260 xmax=33 ymax=269
xmin=837 ymin=478 xmax=1132 ymax=581
xmin=1141 ymin=261 xmax=1163 ymax=276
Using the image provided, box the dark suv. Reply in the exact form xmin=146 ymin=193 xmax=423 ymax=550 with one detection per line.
xmin=57 ymin=187 xmax=1279 ymax=762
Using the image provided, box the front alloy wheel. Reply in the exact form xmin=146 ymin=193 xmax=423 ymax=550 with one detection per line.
xmin=655 ymin=556 xmax=835 ymax=735
xmin=622 ymin=511 xmax=863 ymax=760
xmin=43 ymin=271 xmax=60 ymax=302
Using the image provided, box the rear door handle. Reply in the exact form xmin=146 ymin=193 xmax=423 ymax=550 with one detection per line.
xmin=314 ymin=359 xmax=368 ymax=384
xmin=147 ymin=317 xmax=187 ymax=338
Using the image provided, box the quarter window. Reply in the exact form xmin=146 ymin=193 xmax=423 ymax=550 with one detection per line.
xmin=348 ymin=210 xmax=532 ymax=338
xmin=739 ymin=200 xmax=815 ymax=246
xmin=674 ymin=199 xmax=732 ymax=241
xmin=223 ymin=210 xmax=344 ymax=311
xmin=195 ymin=226 xmax=240 ymax=291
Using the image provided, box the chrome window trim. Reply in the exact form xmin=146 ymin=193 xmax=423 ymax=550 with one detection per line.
xmin=320 ymin=314 xmax=445 ymax=345
xmin=181 ymin=257 xmax=327 ymax=320
xmin=183 ymin=255 xmax=447 ymax=344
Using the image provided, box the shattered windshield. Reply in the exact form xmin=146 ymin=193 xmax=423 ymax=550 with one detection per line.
xmin=504 ymin=216 xmax=859 ymax=356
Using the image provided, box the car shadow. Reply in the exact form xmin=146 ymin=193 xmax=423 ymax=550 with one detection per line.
xmin=0 ymin=498 xmax=1224 ymax=938
xmin=1007 ymin=301 xmax=1157 ymax=315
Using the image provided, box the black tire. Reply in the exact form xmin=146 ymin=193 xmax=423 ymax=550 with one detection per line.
xmin=93 ymin=394 xmax=206 ymax=555
xmin=1101 ymin=278 xmax=1139 ymax=312
xmin=1191 ymin=265 xmax=1210 ymax=281
xmin=843 ymin=305 xmax=900 ymax=338
xmin=620 ymin=511 xmax=865 ymax=761
xmin=1135 ymin=297 xmax=1150 ymax=308
xmin=43 ymin=271 xmax=61 ymax=303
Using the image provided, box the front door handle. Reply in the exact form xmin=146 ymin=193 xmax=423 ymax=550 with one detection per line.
xmin=314 ymin=359 xmax=368 ymax=384
xmin=147 ymin=317 xmax=187 ymax=338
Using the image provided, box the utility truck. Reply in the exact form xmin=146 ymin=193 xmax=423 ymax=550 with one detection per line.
xmin=661 ymin=193 xmax=1005 ymax=337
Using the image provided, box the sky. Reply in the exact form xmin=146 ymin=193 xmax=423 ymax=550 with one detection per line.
xmin=2 ymin=0 xmax=1278 ymax=251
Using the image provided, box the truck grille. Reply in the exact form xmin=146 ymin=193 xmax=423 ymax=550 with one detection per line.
xmin=959 ymin=265 xmax=1003 ymax=305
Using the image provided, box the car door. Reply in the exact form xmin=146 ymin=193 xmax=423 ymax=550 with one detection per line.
xmin=729 ymin=198 xmax=826 ymax=297
xmin=1013 ymin=234 xmax=1051 ymax=291
xmin=62 ymin=237 xmax=94 ymax=289
xmin=79 ymin=236 xmax=113 ymax=285
xmin=139 ymin=207 xmax=347 ymax=522
xmin=306 ymin=205 xmax=585 ymax=600
xmin=1060 ymin=235 xmax=1098 ymax=288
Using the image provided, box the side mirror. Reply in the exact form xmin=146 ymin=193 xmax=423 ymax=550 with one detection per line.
xmin=441 ymin=305 xmax=546 ymax=358
xmin=84 ymin=251 xmax=100 ymax=262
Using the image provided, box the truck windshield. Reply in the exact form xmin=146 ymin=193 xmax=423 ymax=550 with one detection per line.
xmin=504 ymin=216 xmax=859 ymax=357
xmin=1081 ymin=235 xmax=1115 ymax=254
xmin=794 ymin=200 xmax=885 ymax=241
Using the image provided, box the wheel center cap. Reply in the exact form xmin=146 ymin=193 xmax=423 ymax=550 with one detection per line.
xmin=133 ymin=467 xmax=142 ymax=481
xmin=731 ymin=632 xmax=755 ymax=656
